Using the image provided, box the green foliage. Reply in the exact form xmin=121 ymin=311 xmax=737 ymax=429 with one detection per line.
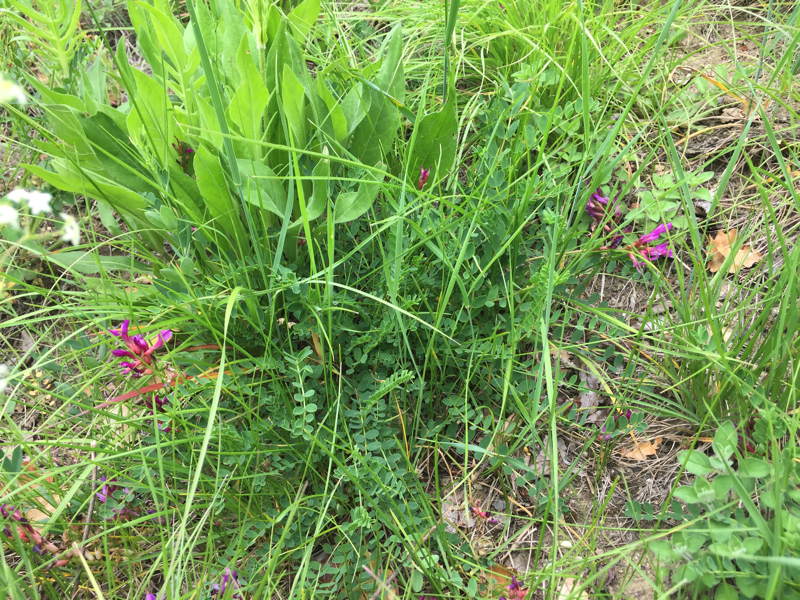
xmin=0 ymin=0 xmax=85 ymax=80
xmin=1 ymin=0 xmax=799 ymax=598
xmin=649 ymin=423 xmax=800 ymax=599
xmin=629 ymin=169 xmax=714 ymax=229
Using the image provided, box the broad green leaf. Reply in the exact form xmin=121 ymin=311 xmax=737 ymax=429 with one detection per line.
xmin=237 ymin=159 xmax=286 ymax=218
xmin=649 ymin=540 xmax=678 ymax=561
xmin=127 ymin=2 xmax=166 ymax=79
xmin=693 ymin=478 xmax=716 ymax=503
xmin=80 ymin=112 xmax=153 ymax=192
xmin=134 ymin=1 xmax=191 ymax=76
xmin=194 ymin=146 xmax=241 ymax=241
xmin=678 ymin=450 xmax=714 ymax=476
xmin=45 ymin=251 xmax=149 ymax=275
xmin=742 ymin=537 xmax=763 ymax=554
xmin=342 ymin=83 xmax=369 ymax=135
xmin=24 ymin=162 xmax=148 ymax=217
xmin=712 ymin=421 xmax=737 ymax=461
xmin=374 ymin=25 xmax=404 ymax=99
xmin=673 ymin=485 xmax=700 ymax=503
xmin=77 ymin=55 xmax=107 ymax=111
xmin=167 ymin=167 xmax=204 ymax=225
xmin=334 ymin=172 xmax=382 ymax=223
xmin=125 ymin=68 xmax=176 ymax=167
xmin=715 ymin=583 xmax=738 ymax=600
xmin=317 ymin=79 xmax=348 ymax=143
xmin=216 ymin=0 xmax=251 ymax=87
xmin=38 ymin=102 xmax=95 ymax=159
xmin=197 ymin=96 xmax=223 ymax=150
xmin=407 ymin=90 xmax=457 ymax=188
xmin=287 ymin=0 xmax=320 ymax=42
xmin=306 ymin=150 xmax=330 ymax=221
xmin=282 ymin=64 xmax=307 ymax=147
xmin=228 ymin=37 xmax=269 ymax=158
xmin=712 ymin=474 xmax=734 ymax=500
xmin=738 ymin=457 xmax=770 ymax=478
xmin=349 ymin=26 xmax=403 ymax=164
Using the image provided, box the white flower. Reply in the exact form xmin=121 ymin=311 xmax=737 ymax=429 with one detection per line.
xmin=0 ymin=364 xmax=9 ymax=394
xmin=6 ymin=188 xmax=27 ymax=203
xmin=0 ymin=204 xmax=19 ymax=228
xmin=5 ymin=188 xmax=52 ymax=214
xmin=60 ymin=212 xmax=80 ymax=245
xmin=26 ymin=190 xmax=52 ymax=214
xmin=0 ymin=76 xmax=26 ymax=104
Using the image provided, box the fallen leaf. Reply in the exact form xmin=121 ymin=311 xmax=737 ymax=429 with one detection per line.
xmin=483 ymin=563 xmax=516 ymax=588
xmin=707 ymin=230 xmax=762 ymax=273
xmin=619 ymin=437 xmax=663 ymax=460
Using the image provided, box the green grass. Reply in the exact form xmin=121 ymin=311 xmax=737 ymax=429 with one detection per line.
xmin=1 ymin=0 xmax=798 ymax=599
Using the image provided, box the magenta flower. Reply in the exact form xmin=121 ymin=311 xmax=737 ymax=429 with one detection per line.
xmin=109 ymin=320 xmax=172 ymax=376
xmin=471 ymin=506 xmax=500 ymax=525
xmin=504 ymin=575 xmax=527 ymax=599
xmin=585 ymin=188 xmax=628 ymax=248
xmin=96 ymin=476 xmax=116 ymax=503
xmin=629 ymin=223 xmax=673 ymax=267
xmin=211 ymin=567 xmax=243 ymax=598
xmin=637 ymin=223 xmax=672 ymax=244
xmin=417 ymin=167 xmax=430 ymax=190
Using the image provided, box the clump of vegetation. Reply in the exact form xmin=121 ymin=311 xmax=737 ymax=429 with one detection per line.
xmin=1 ymin=0 xmax=798 ymax=599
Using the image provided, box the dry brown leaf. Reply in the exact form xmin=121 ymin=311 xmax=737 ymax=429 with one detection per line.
xmin=707 ymin=230 xmax=763 ymax=273
xmin=483 ymin=563 xmax=516 ymax=588
xmin=619 ymin=437 xmax=663 ymax=461
xmin=311 ymin=331 xmax=325 ymax=362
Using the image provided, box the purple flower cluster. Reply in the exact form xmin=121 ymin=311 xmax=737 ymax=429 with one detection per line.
xmin=211 ymin=567 xmax=243 ymax=598
xmin=500 ymin=575 xmax=527 ymax=600
xmin=599 ymin=409 xmax=634 ymax=441
xmin=628 ymin=223 xmax=673 ymax=267
xmin=471 ymin=505 xmax=501 ymax=525
xmin=417 ymin=166 xmax=430 ymax=190
xmin=586 ymin=188 xmax=674 ymax=269
xmin=109 ymin=320 xmax=172 ymax=377
xmin=95 ymin=476 xmax=138 ymax=519
xmin=108 ymin=320 xmax=174 ymax=430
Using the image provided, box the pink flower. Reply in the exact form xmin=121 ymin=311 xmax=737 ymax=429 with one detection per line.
xmin=586 ymin=188 xmax=628 ymax=248
xmin=504 ymin=575 xmax=527 ymax=600
xmin=417 ymin=167 xmax=430 ymax=190
xmin=109 ymin=320 xmax=172 ymax=376
xmin=637 ymin=223 xmax=673 ymax=244
xmin=629 ymin=224 xmax=674 ymax=267
xmin=471 ymin=506 xmax=500 ymax=525
xmin=211 ymin=567 xmax=242 ymax=598
xmin=96 ymin=476 xmax=117 ymax=503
